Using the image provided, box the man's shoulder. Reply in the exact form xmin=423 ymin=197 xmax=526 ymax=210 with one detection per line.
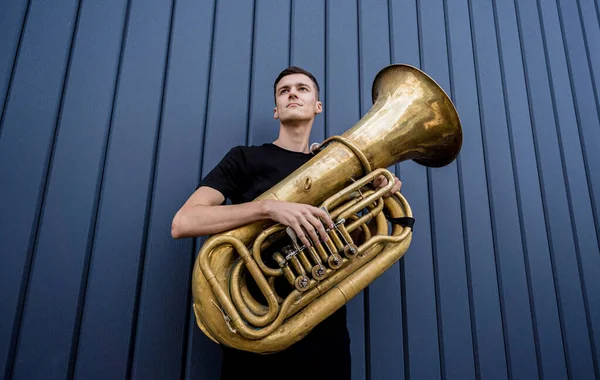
xmin=231 ymin=143 xmax=274 ymax=157
xmin=223 ymin=144 xmax=269 ymax=158
xmin=240 ymin=143 xmax=272 ymax=151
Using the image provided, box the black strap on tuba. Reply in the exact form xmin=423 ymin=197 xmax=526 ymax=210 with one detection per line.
xmin=387 ymin=216 xmax=415 ymax=230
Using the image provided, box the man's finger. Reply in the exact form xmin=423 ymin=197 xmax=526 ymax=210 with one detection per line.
xmin=291 ymin=224 xmax=311 ymax=248
xmin=306 ymin=213 xmax=329 ymax=242
xmin=394 ymin=177 xmax=402 ymax=191
xmin=299 ymin=220 xmax=319 ymax=246
xmin=373 ymin=175 xmax=387 ymax=188
xmin=315 ymin=207 xmax=334 ymax=228
xmin=380 ymin=176 xmax=398 ymax=198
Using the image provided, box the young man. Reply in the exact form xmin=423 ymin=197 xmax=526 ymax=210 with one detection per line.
xmin=172 ymin=66 xmax=401 ymax=380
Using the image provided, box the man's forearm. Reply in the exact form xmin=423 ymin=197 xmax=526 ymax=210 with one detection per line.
xmin=171 ymin=200 xmax=270 ymax=239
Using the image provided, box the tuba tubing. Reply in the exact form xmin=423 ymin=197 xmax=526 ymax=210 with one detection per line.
xmin=191 ymin=64 xmax=462 ymax=353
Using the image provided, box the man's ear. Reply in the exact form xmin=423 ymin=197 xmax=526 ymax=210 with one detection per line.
xmin=315 ymin=101 xmax=323 ymax=114
xmin=274 ymin=107 xmax=279 ymax=120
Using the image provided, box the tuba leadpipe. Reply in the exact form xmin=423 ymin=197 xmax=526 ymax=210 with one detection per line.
xmin=191 ymin=64 xmax=462 ymax=353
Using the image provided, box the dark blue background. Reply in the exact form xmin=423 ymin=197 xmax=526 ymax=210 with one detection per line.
xmin=1 ymin=0 xmax=599 ymax=379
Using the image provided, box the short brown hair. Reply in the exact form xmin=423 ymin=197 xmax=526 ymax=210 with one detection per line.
xmin=273 ymin=66 xmax=320 ymax=102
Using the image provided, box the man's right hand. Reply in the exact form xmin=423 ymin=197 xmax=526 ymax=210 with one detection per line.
xmin=262 ymin=200 xmax=335 ymax=249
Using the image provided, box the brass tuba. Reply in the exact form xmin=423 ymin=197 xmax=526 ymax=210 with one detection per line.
xmin=191 ymin=64 xmax=462 ymax=354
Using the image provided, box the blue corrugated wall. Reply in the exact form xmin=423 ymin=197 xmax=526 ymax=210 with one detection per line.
xmin=1 ymin=0 xmax=599 ymax=379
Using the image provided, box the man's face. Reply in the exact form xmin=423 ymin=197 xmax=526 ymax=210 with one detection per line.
xmin=274 ymin=73 xmax=322 ymax=124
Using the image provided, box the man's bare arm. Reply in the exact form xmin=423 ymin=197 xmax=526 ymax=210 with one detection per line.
xmin=171 ymin=187 xmax=267 ymax=238
xmin=171 ymin=186 xmax=334 ymax=246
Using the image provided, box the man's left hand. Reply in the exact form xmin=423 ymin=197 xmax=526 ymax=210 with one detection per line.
xmin=373 ymin=174 xmax=402 ymax=197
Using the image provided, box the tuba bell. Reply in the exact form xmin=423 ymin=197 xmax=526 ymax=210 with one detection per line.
xmin=191 ymin=64 xmax=462 ymax=354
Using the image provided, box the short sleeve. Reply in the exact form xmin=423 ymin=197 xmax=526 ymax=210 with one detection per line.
xmin=197 ymin=146 xmax=246 ymax=202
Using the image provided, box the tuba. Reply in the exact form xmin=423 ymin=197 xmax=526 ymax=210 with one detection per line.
xmin=191 ymin=64 xmax=462 ymax=354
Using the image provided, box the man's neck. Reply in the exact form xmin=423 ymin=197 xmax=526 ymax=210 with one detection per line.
xmin=273 ymin=121 xmax=313 ymax=153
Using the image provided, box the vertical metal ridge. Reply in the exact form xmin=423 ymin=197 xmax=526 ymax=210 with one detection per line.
xmin=427 ymin=157 xmax=444 ymax=380
xmin=415 ymin=0 xmax=422 ymax=70
xmin=174 ymin=0 xmax=192 ymax=373
xmin=443 ymin=0 xmax=479 ymax=377
xmin=389 ymin=0 xmax=403 ymax=180
xmin=198 ymin=0 xmax=219 ymax=180
xmin=289 ymin=0 xmax=294 ymax=66
xmin=575 ymin=0 xmax=600 ymax=124
xmin=245 ymin=0 xmax=256 ymax=147
xmin=324 ymin=0 xmax=330 ymax=138
xmin=196 ymin=0 xmax=218 ymax=205
xmin=364 ymin=288 xmax=371 ymax=380
xmin=387 ymin=0 xmax=395 ymax=62
xmin=570 ymin=0 xmax=600 ymax=251
xmin=355 ymin=1 xmax=371 ymax=379
xmin=415 ymin=0 xmax=444 ymax=377
xmin=492 ymin=0 xmax=543 ymax=377
xmin=126 ymin=0 xmax=178 ymax=377
xmin=0 ymin=0 xmax=32 ymax=140
xmin=399 ymin=260 xmax=409 ymax=380
xmin=442 ymin=0 xmax=454 ymax=97
xmin=385 ymin=0 xmax=392 ymax=65
xmin=387 ymin=1 xmax=410 ymax=376
xmin=420 ymin=4 xmax=443 ymax=376
xmin=323 ymin=0 xmax=328 ymax=139
xmin=455 ymin=152 xmax=480 ymax=380
xmin=0 ymin=1 xmax=33 ymax=376
xmin=5 ymin=0 xmax=84 ymax=378
xmin=442 ymin=0 xmax=473 ymax=376
xmin=357 ymin=0 xmax=364 ymax=116
xmin=395 ymin=2 xmax=410 ymax=373
xmin=414 ymin=0 xmax=444 ymax=377
xmin=512 ymin=0 xmax=571 ymax=377
xmin=594 ymin=0 xmax=600 ymax=49
xmin=466 ymin=0 xmax=513 ymax=378
xmin=550 ymin=0 xmax=600 ymax=376
xmin=66 ymin=0 xmax=134 ymax=376
xmin=574 ymin=1 xmax=600 ymax=364
xmin=183 ymin=0 xmax=217 ymax=374
xmin=182 ymin=308 xmax=196 ymax=380
xmin=398 ymin=2 xmax=415 ymax=377
xmin=192 ymin=0 xmax=218 ymax=277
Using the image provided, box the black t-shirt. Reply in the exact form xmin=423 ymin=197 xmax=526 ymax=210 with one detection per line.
xmin=198 ymin=143 xmax=351 ymax=380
